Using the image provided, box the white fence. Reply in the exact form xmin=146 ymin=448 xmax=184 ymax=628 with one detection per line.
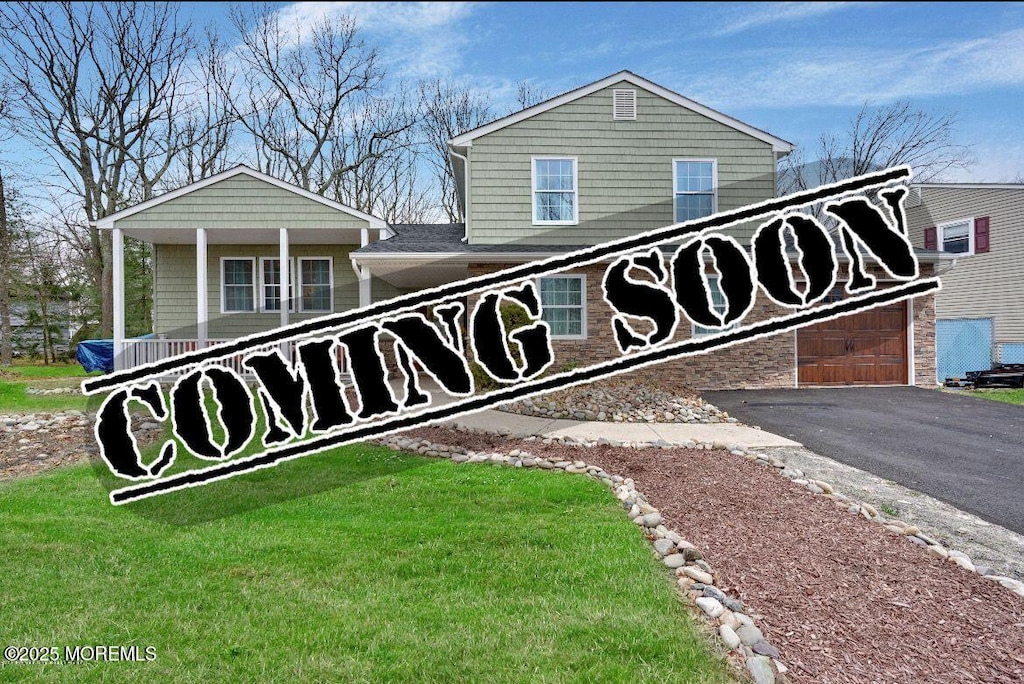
xmin=119 ymin=338 xmax=347 ymax=377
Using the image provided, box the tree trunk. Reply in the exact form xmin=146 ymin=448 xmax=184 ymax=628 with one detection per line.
xmin=0 ymin=168 xmax=11 ymax=367
xmin=100 ymin=230 xmax=113 ymax=338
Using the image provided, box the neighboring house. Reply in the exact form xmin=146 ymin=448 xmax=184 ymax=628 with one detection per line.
xmin=0 ymin=302 xmax=76 ymax=357
xmin=906 ymin=183 xmax=1024 ymax=381
xmin=99 ymin=70 xmax=945 ymax=389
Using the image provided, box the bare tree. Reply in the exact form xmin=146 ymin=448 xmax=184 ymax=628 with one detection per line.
xmin=0 ymin=2 xmax=194 ymax=337
xmin=780 ymin=101 xmax=973 ymax=195
xmin=222 ymin=3 xmax=415 ymax=203
xmin=513 ymin=80 xmax=549 ymax=113
xmin=419 ymin=79 xmax=492 ymax=222
xmin=0 ymin=83 xmax=12 ymax=366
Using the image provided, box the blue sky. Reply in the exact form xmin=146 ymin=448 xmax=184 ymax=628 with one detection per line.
xmin=181 ymin=1 xmax=1024 ymax=181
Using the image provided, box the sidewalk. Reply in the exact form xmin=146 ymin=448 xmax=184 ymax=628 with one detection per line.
xmin=446 ymin=408 xmax=801 ymax=449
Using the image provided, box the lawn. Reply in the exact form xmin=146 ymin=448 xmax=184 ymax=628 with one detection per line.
xmin=0 ymin=361 xmax=97 ymax=413
xmin=0 ymin=445 xmax=732 ymax=683
xmin=966 ymin=388 xmax=1024 ymax=406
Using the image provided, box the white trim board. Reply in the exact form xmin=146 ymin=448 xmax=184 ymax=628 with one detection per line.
xmin=449 ymin=71 xmax=794 ymax=153
xmin=94 ymin=165 xmax=388 ymax=230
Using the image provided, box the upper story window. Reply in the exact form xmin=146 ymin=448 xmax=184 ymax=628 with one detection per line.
xmin=939 ymin=219 xmax=973 ymax=255
xmin=674 ymin=159 xmax=717 ymax=222
xmin=222 ymin=258 xmax=256 ymax=313
xmin=532 ymin=157 xmax=578 ymax=225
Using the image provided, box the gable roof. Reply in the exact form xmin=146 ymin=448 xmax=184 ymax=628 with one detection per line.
xmin=449 ymin=70 xmax=794 ymax=154
xmin=93 ymin=165 xmax=387 ymax=230
xmin=912 ymin=182 xmax=1024 ymax=190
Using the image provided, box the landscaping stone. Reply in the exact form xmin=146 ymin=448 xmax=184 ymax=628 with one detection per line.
xmin=737 ymin=624 xmax=764 ymax=646
xmin=747 ymin=656 xmax=777 ymax=684
xmin=719 ymin=624 xmax=741 ymax=649
xmin=695 ymin=597 xmax=724 ymax=619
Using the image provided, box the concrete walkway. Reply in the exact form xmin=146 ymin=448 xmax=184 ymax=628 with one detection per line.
xmin=446 ymin=409 xmax=802 ymax=449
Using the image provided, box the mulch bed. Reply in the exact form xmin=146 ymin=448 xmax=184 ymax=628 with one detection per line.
xmin=408 ymin=426 xmax=1024 ymax=683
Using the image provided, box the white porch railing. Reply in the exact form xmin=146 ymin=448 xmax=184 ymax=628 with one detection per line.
xmin=120 ymin=338 xmax=349 ymax=377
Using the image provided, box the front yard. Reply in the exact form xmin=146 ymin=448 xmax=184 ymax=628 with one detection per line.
xmin=964 ymin=388 xmax=1024 ymax=406
xmin=0 ymin=443 xmax=731 ymax=683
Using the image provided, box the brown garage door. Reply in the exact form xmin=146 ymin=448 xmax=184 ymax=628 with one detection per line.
xmin=797 ymin=299 xmax=908 ymax=386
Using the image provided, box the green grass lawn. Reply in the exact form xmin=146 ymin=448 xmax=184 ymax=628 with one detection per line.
xmin=0 ymin=446 xmax=731 ymax=683
xmin=0 ymin=362 xmax=97 ymax=413
xmin=965 ymin=388 xmax=1024 ymax=406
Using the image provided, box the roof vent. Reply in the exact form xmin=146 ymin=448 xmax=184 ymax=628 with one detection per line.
xmin=612 ymin=89 xmax=636 ymax=120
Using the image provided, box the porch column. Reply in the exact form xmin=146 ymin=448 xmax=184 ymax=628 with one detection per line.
xmin=359 ymin=267 xmax=371 ymax=309
xmin=279 ymin=228 xmax=290 ymax=328
xmin=112 ymin=226 xmax=125 ymax=371
xmin=359 ymin=227 xmax=371 ymax=308
xmin=196 ymin=228 xmax=208 ymax=349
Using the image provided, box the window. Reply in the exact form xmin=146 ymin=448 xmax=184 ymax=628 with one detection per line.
xmin=260 ymin=257 xmax=296 ymax=312
xmin=222 ymin=258 xmax=256 ymax=313
xmin=939 ymin=219 xmax=973 ymax=255
xmin=612 ymin=89 xmax=636 ymax=120
xmin=299 ymin=257 xmax=333 ymax=312
xmin=533 ymin=157 xmax=578 ymax=225
xmin=673 ymin=159 xmax=717 ymax=221
xmin=539 ymin=275 xmax=585 ymax=339
xmin=692 ymin=276 xmax=735 ymax=336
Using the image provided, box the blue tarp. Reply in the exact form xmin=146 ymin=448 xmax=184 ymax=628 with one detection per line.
xmin=76 ymin=334 xmax=154 ymax=373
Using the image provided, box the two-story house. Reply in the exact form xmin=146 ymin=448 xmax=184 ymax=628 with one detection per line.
xmin=907 ymin=183 xmax=1024 ymax=382
xmin=97 ymin=71 xmax=944 ymax=389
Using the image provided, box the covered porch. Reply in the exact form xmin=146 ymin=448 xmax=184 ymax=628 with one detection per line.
xmin=94 ymin=166 xmax=390 ymax=372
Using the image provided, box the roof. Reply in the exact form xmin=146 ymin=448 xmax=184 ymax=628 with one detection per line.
xmin=911 ymin=183 xmax=1024 ymax=190
xmin=93 ymin=165 xmax=387 ymax=230
xmin=448 ymin=71 xmax=794 ymax=154
xmin=352 ymin=224 xmax=577 ymax=256
xmin=351 ymin=224 xmax=954 ymax=264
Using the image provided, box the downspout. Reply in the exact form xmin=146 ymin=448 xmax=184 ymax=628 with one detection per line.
xmin=449 ymin=146 xmax=470 ymax=243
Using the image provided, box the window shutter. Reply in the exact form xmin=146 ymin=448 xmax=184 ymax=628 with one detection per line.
xmin=924 ymin=226 xmax=937 ymax=250
xmin=612 ymin=89 xmax=636 ymax=120
xmin=974 ymin=216 xmax=990 ymax=253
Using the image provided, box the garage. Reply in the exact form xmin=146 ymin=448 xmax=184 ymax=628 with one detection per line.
xmin=797 ymin=299 xmax=908 ymax=386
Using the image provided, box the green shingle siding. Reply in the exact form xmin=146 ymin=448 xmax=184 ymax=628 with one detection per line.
xmin=467 ymin=81 xmax=777 ymax=245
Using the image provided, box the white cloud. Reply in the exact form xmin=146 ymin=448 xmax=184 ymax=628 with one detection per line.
xmin=711 ymin=2 xmax=857 ymax=37
xmin=275 ymin=2 xmax=477 ymax=78
xmin=685 ymin=26 xmax=1024 ymax=109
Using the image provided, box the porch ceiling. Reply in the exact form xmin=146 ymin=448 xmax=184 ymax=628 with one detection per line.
xmin=120 ymin=226 xmax=368 ymax=245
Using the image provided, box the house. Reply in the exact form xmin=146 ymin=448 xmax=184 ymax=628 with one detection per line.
xmin=906 ymin=183 xmax=1024 ymax=381
xmin=98 ymin=71 xmax=945 ymax=389
xmin=0 ymin=302 xmax=77 ymax=357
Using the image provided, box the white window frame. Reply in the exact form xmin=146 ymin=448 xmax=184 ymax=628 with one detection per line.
xmin=937 ymin=217 xmax=975 ymax=256
xmin=537 ymin=273 xmax=587 ymax=340
xmin=220 ymin=257 xmax=257 ymax=314
xmin=297 ymin=256 xmax=334 ymax=313
xmin=259 ymin=256 xmax=297 ymax=313
xmin=691 ymin=274 xmax=736 ymax=337
xmin=531 ymin=156 xmax=579 ymax=226
xmin=673 ymin=158 xmax=718 ymax=222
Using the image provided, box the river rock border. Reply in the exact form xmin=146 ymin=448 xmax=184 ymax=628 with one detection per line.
xmin=378 ymin=423 xmax=1024 ymax=684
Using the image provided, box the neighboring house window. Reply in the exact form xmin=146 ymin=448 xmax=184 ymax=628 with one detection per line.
xmin=692 ymin=276 xmax=735 ymax=336
xmin=532 ymin=157 xmax=578 ymax=225
xmin=260 ymin=257 xmax=296 ymax=312
xmin=539 ymin=275 xmax=585 ymax=339
xmin=674 ymin=159 xmax=717 ymax=221
xmin=299 ymin=257 xmax=333 ymax=312
xmin=939 ymin=218 xmax=974 ymax=255
xmin=222 ymin=258 xmax=256 ymax=313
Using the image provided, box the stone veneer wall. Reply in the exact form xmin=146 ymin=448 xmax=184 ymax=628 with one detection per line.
xmin=465 ymin=261 xmax=938 ymax=392
xmin=466 ymin=263 xmax=797 ymax=392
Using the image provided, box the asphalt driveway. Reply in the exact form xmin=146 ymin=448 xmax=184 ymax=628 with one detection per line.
xmin=705 ymin=387 xmax=1024 ymax=534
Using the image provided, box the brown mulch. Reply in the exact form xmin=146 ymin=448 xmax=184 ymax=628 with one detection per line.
xmin=408 ymin=426 xmax=1024 ymax=684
